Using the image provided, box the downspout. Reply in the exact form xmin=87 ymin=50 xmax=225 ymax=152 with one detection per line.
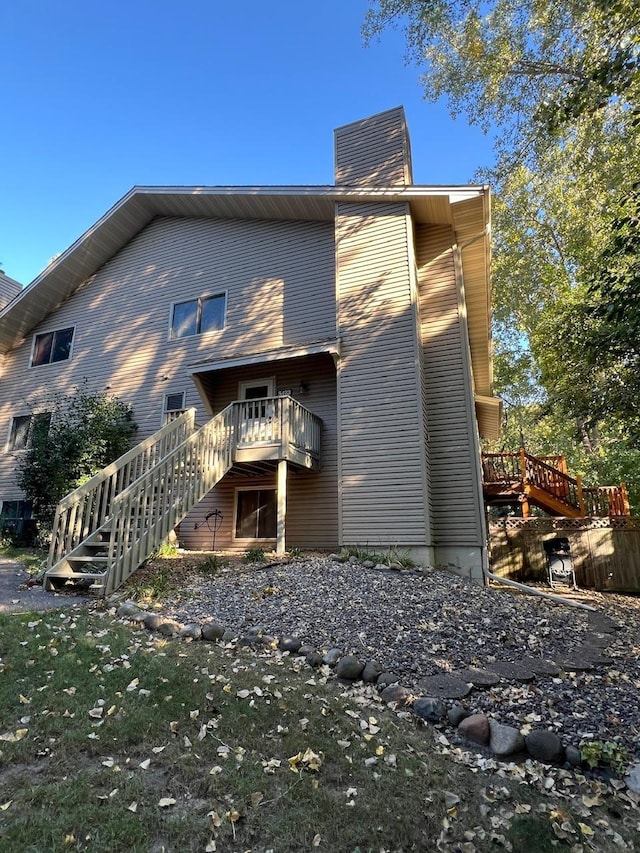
xmin=481 ymin=539 xmax=596 ymax=612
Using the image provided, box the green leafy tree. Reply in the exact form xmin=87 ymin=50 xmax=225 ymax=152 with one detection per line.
xmin=364 ymin=0 xmax=640 ymax=504
xmin=17 ymin=386 xmax=137 ymax=531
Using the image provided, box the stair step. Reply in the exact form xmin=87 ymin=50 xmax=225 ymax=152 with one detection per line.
xmin=68 ymin=555 xmax=110 ymax=563
xmin=46 ymin=570 xmax=107 ymax=581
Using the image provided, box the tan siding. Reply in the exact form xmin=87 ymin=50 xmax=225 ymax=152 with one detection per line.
xmin=416 ymin=224 xmax=483 ymax=547
xmin=334 ymin=107 xmax=412 ymax=186
xmin=0 ymin=216 xmax=335 ymax=504
xmin=180 ymin=353 xmax=338 ymax=551
xmin=336 ymin=201 xmax=429 ymax=546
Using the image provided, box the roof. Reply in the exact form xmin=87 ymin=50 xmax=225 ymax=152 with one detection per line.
xmin=0 ymin=183 xmax=491 ymax=394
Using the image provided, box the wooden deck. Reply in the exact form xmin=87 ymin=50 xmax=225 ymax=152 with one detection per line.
xmin=482 ymin=450 xmax=630 ymax=518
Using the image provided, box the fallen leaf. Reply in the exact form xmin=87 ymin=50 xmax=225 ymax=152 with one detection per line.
xmin=158 ymin=797 xmax=176 ymax=808
xmin=0 ymin=801 xmax=12 ymax=811
xmin=139 ymin=759 xmax=151 ymax=770
xmin=127 ymin=802 xmax=138 ymax=812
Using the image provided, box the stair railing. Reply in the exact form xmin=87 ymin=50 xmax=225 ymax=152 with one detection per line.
xmin=47 ymin=408 xmax=197 ymax=570
xmin=104 ymin=403 xmax=235 ymax=594
xmin=520 ymin=449 xmax=584 ymax=514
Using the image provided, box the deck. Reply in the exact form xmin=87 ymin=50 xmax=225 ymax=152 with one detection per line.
xmin=482 ymin=450 xmax=629 ymax=518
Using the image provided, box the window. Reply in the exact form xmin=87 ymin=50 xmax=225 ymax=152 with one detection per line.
xmin=31 ymin=327 xmax=74 ymax=366
xmin=235 ymin=489 xmax=276 ymax=539
xmin=170 ymin=294 xmax=225 ymax=339
xmin=0 ymin=500 xmax=34 ymax=542
xmin=8 ymin=412 xmax=51 ymax=451
xmin=163 ymin=391 xmax=186 ymax=424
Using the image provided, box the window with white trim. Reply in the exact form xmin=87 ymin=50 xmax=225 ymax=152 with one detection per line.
xmin=8 ymin=412 xmax=51 ymax=451
xmin=234 ymin=488 xmax=276 ymax=539
xmin=31 ymin=327 xmax=74 ymax=366
xmin=163 ymin=391 xmax=186 ymax=424
xmin=170 ymin=293 xmax=226 ymax=339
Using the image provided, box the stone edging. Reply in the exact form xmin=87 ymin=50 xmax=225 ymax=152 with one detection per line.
xmin=111 ymin=598 xmax=640 ymax=793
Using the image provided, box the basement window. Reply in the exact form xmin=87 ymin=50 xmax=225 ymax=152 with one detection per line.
xmin=234 ymin=489 xmax=276 ymax=539
xmin=31 ymin=327 xmax=75 ymax=366
xmin=170 ymin=293 xmax=226 ymax=339
xmin=8 ymin=412 xmax=52 ymax=451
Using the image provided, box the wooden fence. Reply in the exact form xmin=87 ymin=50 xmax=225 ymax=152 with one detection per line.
xmin=488 ymin=516 xmax=640 ymax=593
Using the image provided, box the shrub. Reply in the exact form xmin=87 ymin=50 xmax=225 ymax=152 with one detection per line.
xmin=243 ymin=546 xmax=267 ymax=564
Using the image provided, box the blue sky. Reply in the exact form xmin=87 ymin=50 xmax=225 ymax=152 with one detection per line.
xmin=1 ymin=1 xmax=495 ymax=285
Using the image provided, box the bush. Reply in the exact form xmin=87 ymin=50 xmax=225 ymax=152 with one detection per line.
xmin=17 ymin=384 xmax=137 ymax=533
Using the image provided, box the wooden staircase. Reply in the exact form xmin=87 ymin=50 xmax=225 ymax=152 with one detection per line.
xmin=44 ymin=395 xmax=321 ymax=596
xmin=482 ymin=450 xmax=630 ymax=518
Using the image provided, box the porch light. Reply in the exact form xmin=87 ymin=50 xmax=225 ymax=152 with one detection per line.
xmin=298 ymin=381 xmax=309 ymax=396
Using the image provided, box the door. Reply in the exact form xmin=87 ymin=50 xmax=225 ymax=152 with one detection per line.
xmin=237 ymin=377 xmax=277 ymax=443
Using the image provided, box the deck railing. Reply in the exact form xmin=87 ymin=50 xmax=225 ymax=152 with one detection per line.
xmin=105 ymin=403 xmax=236 ymax=594
xmin=232 ymin=395 xmax=320 ymax=458
xmin=47 ymin=409 xmax=197 ymax=569
xmin=482 ymin=450 xmax=630 ymax=518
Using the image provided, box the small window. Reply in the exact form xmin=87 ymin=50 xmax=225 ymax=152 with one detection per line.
xmin=32 ymin=327 xmax=74 ymax=366
xmin=8 ymin=412 xmax=51 ymax=451
xmin=235 ymin=489 xmax=276 ymax=539
xmin=163 ymin=391 xmax=186 ymax=424
xmin=170 ymin=294 xmax=225 ymax=339
xmin=0 ymin=500 xmax=34 ymax=543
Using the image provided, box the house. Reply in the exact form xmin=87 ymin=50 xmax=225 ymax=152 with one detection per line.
xmin=0 ymin=107 xmax=500 ymax=592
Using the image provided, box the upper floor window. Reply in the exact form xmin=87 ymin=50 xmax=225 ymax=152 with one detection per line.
xmin=31 ymin=327 xmax=74 ymax=366
xmin=170 ymin=294 xmax=225 ymax=340
xmin=8 ymin=412 xmax=52 ymax=451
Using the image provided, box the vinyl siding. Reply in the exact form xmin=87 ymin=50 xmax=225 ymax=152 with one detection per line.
xmin=180 ymin=353 xmax=338 ymax=551
xmin=334 ymin=107 xmax=412 ymax=186
xmin=416 ymin=224 xmax=484 ymax=546
xmin=0 ymin=215 xmax=336 ymax=502
xmin=336 ymin=202 xmax=429 ymax=547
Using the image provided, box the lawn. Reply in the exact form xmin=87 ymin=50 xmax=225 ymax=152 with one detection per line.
xmin=0 ymin=607 xmax=638 ymax=852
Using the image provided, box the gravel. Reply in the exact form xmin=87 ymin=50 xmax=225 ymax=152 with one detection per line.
xmin=151 ymin=554 xmax=640 ymax=760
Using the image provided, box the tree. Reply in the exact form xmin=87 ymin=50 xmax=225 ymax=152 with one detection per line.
xmin=364 ymin=0 xmax=640 ymax=504
xmin=17 ymin=385 xmax=137 ymax=532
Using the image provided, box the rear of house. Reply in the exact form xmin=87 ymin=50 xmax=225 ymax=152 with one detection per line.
xmin=0 ymin=108 xmax=499 ymax=584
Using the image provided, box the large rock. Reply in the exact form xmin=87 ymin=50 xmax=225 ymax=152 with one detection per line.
xmin=458 ymin=714 xmax=490 ymax=745
xmin=487 ymin=661 xmax=535 ymax=682
xmin=447 ymin=703 xmax=468 ymax=727
xmin=489 ymin=719 xmax=525 ymax=757
xmin=413 ymin=697 xmax=446 ymax=723
xmin=376 ymin=672 xmax=401 ymax=691
xmin=336 ymin=655 xmax=364 ymax=681
xmin=279 ymin=636 xmax=302 ymax=653
xmin=117 ymin=601 xmax=141 ymax=618
xmin=143 ymin=613 xmax=164 ymax=630
xmin=201 ymin=622 xmax=226 ymax=641
xmin=417 ymin=674 xmax=471 ymax=699
xmin=305 ymin=651 xmax=324 ymax=668
xmin=624 ymin=762 xmax=640 ymax=794
xmin=178 ymin=623 xmax=202 ymax=640
xmin=157 ymin=620 xmax=181 ymax=637
xmin=380 ymin=684 xmax=411 ymax=708
xmin=322 ymin=648 xmax=342 ymax=667
xmin=453 ymin=667 xmax=500 ymax=688
xmin=362 ymin=660 xmax=384 ymax=683
xmin=525 ymin=730 xmax=565 ymax=764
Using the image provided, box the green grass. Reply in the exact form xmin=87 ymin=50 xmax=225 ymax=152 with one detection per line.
xmin=0 ymin=544 xmax=48 ymax=574
xmin=0 ymin=610 xmax=637 ymax=852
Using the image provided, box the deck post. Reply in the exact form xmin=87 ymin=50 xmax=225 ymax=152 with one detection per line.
xmin=576 ymin=474 xmax=586 ymax=517
xmin=277 ymin=459 xmax=287 ymax=554
xmin=621 ymin=483 xmax=631 ymax=517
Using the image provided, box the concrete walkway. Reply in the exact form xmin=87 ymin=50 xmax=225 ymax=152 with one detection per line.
xmin=0 ymin=557 xmax=88 ymax=614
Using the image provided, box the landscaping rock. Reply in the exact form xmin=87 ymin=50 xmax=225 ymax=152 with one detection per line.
xmin=279 ymin=636 xmax=302 ymax=653
xmin=458 ymin=714 xmax=490 ymax=745
xmin=128 ymin=610 xmax=148 ymax=623
xmin=447 ymin=703 xmax=468 ymax=727
xmin=348 ymin=556 xmax=358 ymax=564
xmin=489 ymin=719 xmax=525 ymax=757
xmin=520 ymin=657 xmax=561 ymax=677
xmin=201 ymin=622 xmax=226 ymax=641
xmin=413 ymin=697 xmax=446 ymax=723
xmin=117 ymin=601 xmax=140 ymax=618
xmin=557 ymin=656 xmax=594 ymax=672
xmin=143 ymin=613 xmax=164 ymax=630
xmin=525 ymin=730 xmax=565 ymax=764
xmin=624 ymin=762 xmax=640 ymax=794
xmin=380 ymin=684 xmax=411 ymax=708
xmin=298 ymin=644 xmax=316 ymax=657
xmin=178 ymin=623 xmax=201 ymax=640
xmin=487 ymin=661 xmax=535 ymax=682
xmin=336 ymin=655 xmax=364 ymax=681
xmin=237 ymin=635 xmax=260 ymax=647
xmin=221 ymin=628 xmax=237 ymax=642
xmin=376 ymin=672 xmax=401 ymax=691
xmin=565 ymin=745 xmax=582 ymax=767
xmin=260 ymin=635 xmax=278 ymax=649
xmin=322 ymin=648 xmax=342 ymax=666
xmin=453 ymin=667 xmax=500 ymax=687
xmin=417 ymin=674 xmax=471 ymax=699
xmin=362 ymin=560 xmax=375 ymax=569
xmin=362 ymin=660 xmax=384 ymax=683
xmin=328 ymin=553 xmax=342 ymax=562
xmin=305 ymin=651 xmax=324 ymax=668
xmin=157 ymin=620 xmax=181 ymax=637
xmin=374 ymin=563 xmax=388 ymax=571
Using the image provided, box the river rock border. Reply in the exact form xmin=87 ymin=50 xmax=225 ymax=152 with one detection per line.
xmin=112 ymin=597 xmax=640 ymax=792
